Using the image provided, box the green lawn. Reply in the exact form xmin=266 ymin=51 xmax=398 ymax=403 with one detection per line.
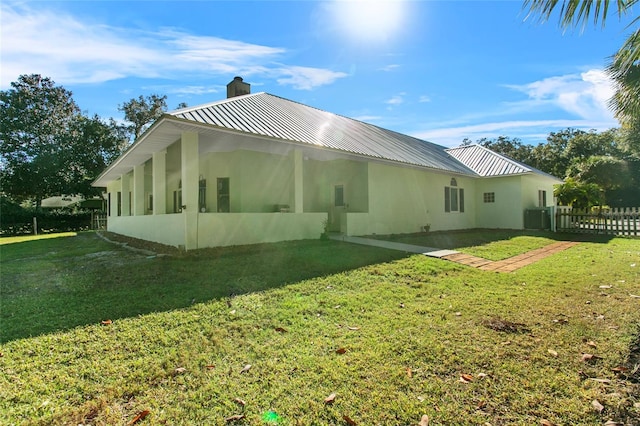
xmin=1 ymin=231 xmax=638 ymax=425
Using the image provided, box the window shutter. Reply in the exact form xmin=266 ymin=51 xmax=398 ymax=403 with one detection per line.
xmin=459 ymin=188 xmax=465 ymax=212
xmin=444 ymin=187 xmax=450 ymax=212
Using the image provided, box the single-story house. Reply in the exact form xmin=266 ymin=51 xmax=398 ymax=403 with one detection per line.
xmin=39 ymin=195 xmax=105 ymax=211
xmin=92 ymin=77 xmax=561 ymax=250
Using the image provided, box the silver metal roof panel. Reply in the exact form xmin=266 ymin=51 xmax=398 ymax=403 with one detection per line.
xmin=170 ymin=93 xmax=474 ymax=174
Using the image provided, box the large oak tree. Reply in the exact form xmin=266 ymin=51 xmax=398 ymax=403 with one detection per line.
xmin=0 ymin=74 xmax=127 ymax=209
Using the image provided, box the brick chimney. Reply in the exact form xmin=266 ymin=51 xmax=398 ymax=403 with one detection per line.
xmin=226 ymin=76 xmax=250 ymax=98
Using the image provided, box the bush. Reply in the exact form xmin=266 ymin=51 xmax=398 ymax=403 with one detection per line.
xmin=0 ymin=197 xmax=95 ymax=236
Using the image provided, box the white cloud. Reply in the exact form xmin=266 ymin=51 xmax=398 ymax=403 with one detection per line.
xmin=413 ymin=119 xmax=616 ymax=147
xmin=505 ymin=69 xmax=616 ymax=122
xmin=379 ymin=64 xmax=400 ymax=72
xmin=274 ymin=66 xmax=348 ymax=90
xmin=410 ymin=70 xmax=620 ymax=147
xmin=0 ymin=3 xmax=345 ymax=90
xmin=418 ymin=95 xmax=431 ymax=103
xmin=385 ymin=92 xmax=405 ymax=105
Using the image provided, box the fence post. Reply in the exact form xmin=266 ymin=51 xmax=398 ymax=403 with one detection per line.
xmin=33 ymin=217 xmax=38 ymax=235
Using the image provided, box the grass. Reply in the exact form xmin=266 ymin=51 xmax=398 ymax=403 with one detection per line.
xmin=1 ymin=231 xmax=639 ymax=425
xmin=0 ymin=232 xmax=78 ymax=245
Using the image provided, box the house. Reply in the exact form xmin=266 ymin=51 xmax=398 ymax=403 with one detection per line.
xmin=39 ymin=195 xmax=105 ymax=211
xmin=92 ymin=77 xmax=561 ymax=250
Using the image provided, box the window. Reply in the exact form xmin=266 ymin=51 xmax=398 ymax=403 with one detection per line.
xmin=199 ymin=178 xmax=207 ymax=212
xmin=334 ymin=184 xmax=344 ymax=207
xmin=117 ymin=192 xmax=122 ymax=216
xmin=445 ymin=186 xmax=464 ymax=212
xmin=107 ymin=193 xmax=111 ymax=217
xmin=173 ymin=180 xmax=182 ymax=213
xmin=483 ymin=192 xmax=495 ymax=203
xmin=217 ymin=178 xmax=230 ymax=212
xmin=538 ymin=190 xmax=547 ymax=207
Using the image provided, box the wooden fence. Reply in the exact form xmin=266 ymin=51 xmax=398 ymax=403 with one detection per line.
xmin=555 ymin=206 xmax=640 ymax=236
xmin=92 ymin=212 xmax=107 ymax=230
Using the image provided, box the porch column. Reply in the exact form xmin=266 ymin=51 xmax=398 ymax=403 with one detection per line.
xmin=121 ymin=173 xmax=131 ymax=216
xmin=133 ymin=164 xmax=145 ymax=216
xmin=293 ymin=149 xmax=303 ymax=213
xmin=109 ymin=187 xmax=118 ymax=217
xmin=152 ymin=150 xmax=166 ymax=215
xmin=181 ymin=132 xmax=199 ymax=250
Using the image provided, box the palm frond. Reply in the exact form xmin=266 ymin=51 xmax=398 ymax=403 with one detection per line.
xmin=523 ymin=0 xmax=636 ymax=30
xmin=607 ymin=29 xmax=640 ymax=123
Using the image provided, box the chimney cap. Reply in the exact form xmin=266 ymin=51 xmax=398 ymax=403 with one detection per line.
xmin=227 ymin=76 xmax=250 ymax=98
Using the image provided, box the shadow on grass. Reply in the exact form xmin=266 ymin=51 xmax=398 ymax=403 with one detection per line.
xmin=0 ymin=232 xmax=408 ymax=343
xmin=372 ymin=228 xmax=617 ymax=249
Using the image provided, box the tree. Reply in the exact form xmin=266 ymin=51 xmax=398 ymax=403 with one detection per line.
xmin=554 ymin=177 xmax=604 ymax=209
xmin=523 ymin=0 xmax=640 ymax=123
xmin=119 ymin=94 xmax=167 ymax=140
xmin=1 ymin=74 xmax=81 ymax=208
xmin=476 ymin=136 xmax=533 ymax=164
xmin=0 ymin=74 xmax=127 ymax=208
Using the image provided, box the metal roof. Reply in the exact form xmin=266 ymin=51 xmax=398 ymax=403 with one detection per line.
xmin=170 ymin=92 xmax=474 ymax=175
xmin=93 ymin=93 xmax=559 ymax=187
xmin=446 ymin=144 xmax=560 ymax=180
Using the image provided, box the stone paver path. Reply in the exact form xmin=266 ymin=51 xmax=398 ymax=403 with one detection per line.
xmin=331 ymin=234 xmax=580 ymax=273
xmin=441 ymin=241 xmax=580 ymax=272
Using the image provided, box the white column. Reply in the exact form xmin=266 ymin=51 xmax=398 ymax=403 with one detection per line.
xmin=293 ymin=149 xmax=303 ymax=213
xmin=152 ymin=150 xmax=167 ymax=215
xmin=133 ymin=164 xmax=145 ymax=216
xmin=181 ymin=132 xmax=199 ymax=250
xmin=121 ymin=173 xmax=131 ymax=216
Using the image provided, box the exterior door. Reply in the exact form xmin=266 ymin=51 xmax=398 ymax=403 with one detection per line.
xmin=329 ymin=184 xmax=344 ymax=232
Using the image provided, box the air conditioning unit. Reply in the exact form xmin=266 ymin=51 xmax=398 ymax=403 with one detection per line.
xmin=524 ymin=208 xmax=551 ymax=230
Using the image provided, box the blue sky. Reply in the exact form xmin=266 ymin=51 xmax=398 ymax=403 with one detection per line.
xmin=2 ymin=1 xmax=635 ymax=147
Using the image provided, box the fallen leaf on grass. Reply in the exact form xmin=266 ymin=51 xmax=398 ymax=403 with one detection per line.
xmin=127 ymin=410 xmax=150 ymax=425
xmin=205 ymin=365 xmax=215 ymax=370
xmin=225 ymin=414 xmax=245 ymax=422
xmin=274 ymin=327 xmax=288 ymax=333
xmin=343 ymin=414 xmax=357 ymax=425
xmin=335 ymin=347 xmax=347 ymax=354
xmin=406 ymin=367 xmax=413 ymax=378
xmin=347 ymin=326 xmax=360 ymax=331
xmin=581 ymin=353 xmax=601 ymax=362
xmin=599 ymin=285 xmax=612 ymax=289
xmin=233 ymin=398 xmax=246 ymax=406
xmin=611 ymin=366 xmax=628 ymax=373
xmin=418 ymin=414 xmax=430 ymax=425
xmin=630 ymin=294 xmax=640 ymax=299
xmin=100 ymin=319 xmax=112 ymax=325
xmin=540 ymin=420 xmax=556 ymax=426
xmin=585 ymin=340 xmax=597 ymax=348
xmin=591 ymin=399 xmax=604 ymax=413
xmin=240 ymin=364 xmax=252 ymax=374
xmin=460 ymin=374 xmax=474 ymax=383
xmin=604 ymin=421 xmax=623 ymax=426
xmin=174 ymin=367 xmax=187 ymax=374
xmin=324 ymin=393 xmax=336 ymax=404
xmin=588 ymin=378 xmax=611 ymax=383
xmin=547 ymin=349 xmax=558 ymax=357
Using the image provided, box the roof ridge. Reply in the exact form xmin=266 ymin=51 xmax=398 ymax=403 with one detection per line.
xmin=447 ymin=144 xmax=532 ymax=172
xmin=168 ymin=92 xmax=267 ymax=115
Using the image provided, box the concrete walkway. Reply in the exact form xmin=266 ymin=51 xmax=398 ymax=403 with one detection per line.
xmin=329 ymin=234 xmax=579 ymax=273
